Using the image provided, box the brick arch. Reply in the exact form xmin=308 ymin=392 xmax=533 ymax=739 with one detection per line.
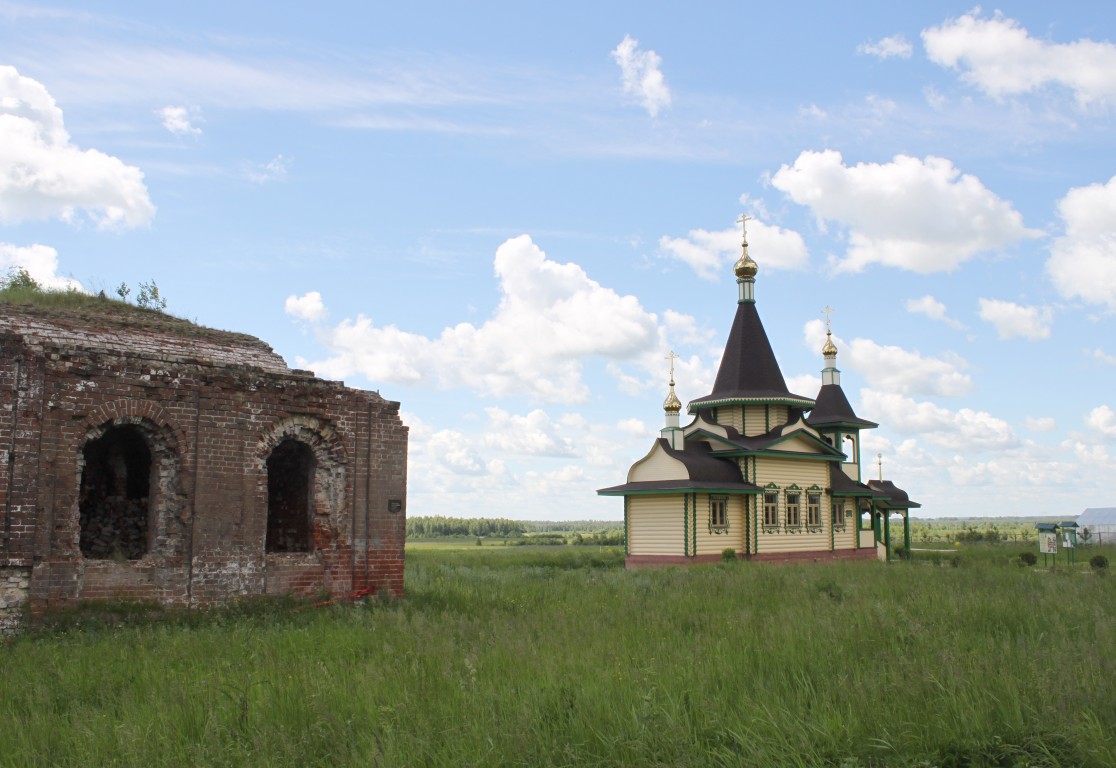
xmin=255 ymin=416 xmax=348 ymax=550
xmin=75 ymin=405 xmax=190 ymax=559
xmin=79 ymin=399 xmax=191 ymax=473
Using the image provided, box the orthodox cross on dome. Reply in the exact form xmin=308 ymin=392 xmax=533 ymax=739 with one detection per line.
xmin=665 ymin=349 xmax=678 ymax=384
xmin=822 ymin=305 xmax=835 ymax=333
xmin=736 ymin=213 xmax=752 ymax=241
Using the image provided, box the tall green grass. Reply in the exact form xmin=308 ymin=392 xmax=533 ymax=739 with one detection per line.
xmin=3 ymin=546 xmax=1114 ymax=767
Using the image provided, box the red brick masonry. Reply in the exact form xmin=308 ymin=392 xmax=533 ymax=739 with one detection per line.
xmin=0 ymin=301 xmax=407 ymax=626
xmin=626 ymin=548 xmax=877 ymax=568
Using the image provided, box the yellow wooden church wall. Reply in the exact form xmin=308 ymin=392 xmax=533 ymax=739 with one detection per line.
xmin=627 ymin=496 xmax=685 ymax=555
xmin=629 ymin=445 xmax=686 ymax=483
xmin=693 ymin=494 xmax=745 ymax=555
xmin=753 ymin=456 xmax=830 ymax=554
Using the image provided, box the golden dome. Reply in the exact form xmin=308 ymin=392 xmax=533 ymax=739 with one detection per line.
xmin=822 ymin=330 xmax=838 ymax=356
xmin=663 ymin=382 xmax=682 ymax=413
xmin=733 ymin=249 xmax=758 ymax=279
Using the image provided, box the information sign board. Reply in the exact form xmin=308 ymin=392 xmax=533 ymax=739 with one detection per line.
xmin=1039 ymin=532 xmax=1058 ymax=554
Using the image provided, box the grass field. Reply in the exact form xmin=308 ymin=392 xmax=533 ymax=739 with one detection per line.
xmin=3 ymin=543 xmax=1114 ymax=767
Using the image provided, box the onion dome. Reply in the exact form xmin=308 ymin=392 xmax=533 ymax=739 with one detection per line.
xmin=733 ymin=249 xmax=758 ymax=279
xmin=822 ymin=330 xmax=838 ymax=356
xmin=663 ymin=378 xmax=682 ymax=413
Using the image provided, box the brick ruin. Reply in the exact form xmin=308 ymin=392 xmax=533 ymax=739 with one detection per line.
xmin=0 ymin=299 xmax=407 ymax=632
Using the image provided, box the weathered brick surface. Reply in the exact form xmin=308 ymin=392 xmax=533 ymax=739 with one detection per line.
xmin=0 ymin=302 xmax=407 ymax=631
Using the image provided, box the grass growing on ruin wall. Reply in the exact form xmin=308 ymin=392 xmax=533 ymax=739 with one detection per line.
xmin=3 ymin=545 xmax=1115 ymax=767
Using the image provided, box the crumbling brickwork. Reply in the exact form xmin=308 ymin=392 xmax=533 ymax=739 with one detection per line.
xmin=0 ymin=300 xmax=407 ymax=631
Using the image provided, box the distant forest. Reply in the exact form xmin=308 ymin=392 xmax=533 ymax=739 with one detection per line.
xmin=406 ymin=516 xmax=623 ymax=544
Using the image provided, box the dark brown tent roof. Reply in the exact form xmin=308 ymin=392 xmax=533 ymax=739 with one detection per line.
xmin=808 ymin=383 xmax=878 ymax=430
xmin=689 ymin=301 xmax=813 ymax=412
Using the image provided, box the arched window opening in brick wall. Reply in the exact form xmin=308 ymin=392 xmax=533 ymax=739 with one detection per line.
xmin=266 ymin=439 xmax=316 ymax=553
xmin=79 ymin=425 xmax=153 ymax=560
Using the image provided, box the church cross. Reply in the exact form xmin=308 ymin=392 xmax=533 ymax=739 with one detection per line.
xmin=736 ymin=213 xmax=752 ymax=240
xmin=665 ymin=350 xmax=678 ymax=382
xmin=822 ymin=305 xmax=835 ymax=333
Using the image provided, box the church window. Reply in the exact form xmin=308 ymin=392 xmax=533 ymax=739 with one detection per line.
xmin=785 ymin=491 xmax=801 ymax=528
xmin=709 ymin=496 xmax=728 ymax=531
xmin=844 ymin=434 xmax=858 ymax=462
xmin=266 ymin=439 xmax=315 ymax=553
xmin=762 ymin=491 xmax=779 ymax=528
xmin=79 ymin=425 xmax=152 ymax=560
xmin=807 ymin=492 xmax=822 ymax=527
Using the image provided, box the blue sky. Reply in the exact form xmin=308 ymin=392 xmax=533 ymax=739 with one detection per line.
xmin=2 ymin=1 xmax=1115 ymax=520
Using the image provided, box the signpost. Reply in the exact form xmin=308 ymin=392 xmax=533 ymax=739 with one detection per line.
xmin=1036 ymin=523 xmax=1058 ymax=567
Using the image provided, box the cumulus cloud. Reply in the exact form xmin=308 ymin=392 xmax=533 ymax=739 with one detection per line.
xmin=481 ymin=407 xmax=577 ymax=457
xmin=1086 ymin=405 xmax=1116 ymax=438
xmin=804 ymin=319 xmax=971 ymax=397
xmin=659 ymin=217 xmax=808 ymax=280
xmin=284 ymin=290 xmax=327 ymax=323
xmin=1025 ymin=416 xmax=1056 ymax=433
xmin=785 ymin=373 xmax=822 ymax=399
xmin=923 ymin=10 xmax=1116 ymax=106
xmin=1088 ymin=347 xmax=1116 ymax=366
xmin=905 ymin=294 xmax=964 ymax=329
xmin=244 ymin=154 xmax=289 ymax=184
xmin=611 ymin=35 xmax=671 ymax=118
xmin=770 ymin=150 xmax=1040 ymax=273
xmin=857 ymin=34 xmax=913 ymax=60
xmin=862 ymin=390 xmax=1018 ymax=451
xmin=158 ymin=105 xmax=201 ymax=136
xmin=305 ymin=235 xmax=659 ymax=403
xmin=0 ymin=242 xmax=82 ymax=290
xmin=0 ymin=65 xmax=155 ymax=228
xmin=977 ymin=298 xmax=1052 ymax=340
xmin=1047 ymin=175 xmax=1116 ymax=311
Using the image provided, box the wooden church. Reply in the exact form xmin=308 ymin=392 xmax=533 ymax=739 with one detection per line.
xmin=599 ymin=222 xmax=919 ymax=566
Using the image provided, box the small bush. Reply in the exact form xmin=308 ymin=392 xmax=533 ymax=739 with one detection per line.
xmin=1090 ymin=554 xmax=1109 ymax=571
xmin=1019 ymin=552 xmax=1037 ymax=567
xmin=721 ymin=548 xmax=737 ymax=562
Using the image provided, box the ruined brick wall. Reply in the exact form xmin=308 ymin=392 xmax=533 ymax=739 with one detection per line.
xmin=0 ymin=303 xmax=407 ymax=630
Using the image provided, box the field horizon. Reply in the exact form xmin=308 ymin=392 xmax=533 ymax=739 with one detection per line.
xmin=4 ymin=542 xmax=1114 ymax=767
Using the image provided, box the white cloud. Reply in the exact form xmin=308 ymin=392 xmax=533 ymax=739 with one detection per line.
xmin=244 ymin=154 xmax=289 ymax=184
xmin=659 ymin=217 xmax=808 ymax=280
xmin=284 ymin=290 xmax=327 ymax=323
xmin=922 ymin=86 xmax=947 ymax=109
xmin=905 ymin=294 xmax=964 ymax=330
xmin=857 ymin=34 xmax=913 ymax=60
xmin=611 ymin=35 xmax=671 ymax=118
xmin=1088 ymin=347 xmax=1116 ymax=366
xmin=0 ymin=65 xmax=155 ymax=228
xmin=977 ymin=298 xmax=1052 ymax=340
xmin=770 ymin=150 xmax=1040 ymax=273
xmin=305 ymin=235 xmax=659 ymax=403
xmin=1086 ymin=405 xmax=1116 ymax=438
xmin=785 ymin=373 xmax=821 ymax=399
xmin=804 ymin=320 xmax=971 ymax=397
xmin=616 ymin=418 xmax=653 ymax=438
xmin=1048 ymin=175 xmax=1116 ymax=311
xmin=862 ymin=390 xmax=1018 ymax=451
xmin=481 ymin=407 xmax=577 ymax=457
xmin=0 ymin=242 xmax=82 ymax=290
xmin=158 ymin=105 xmax=201 ymax=136
xmin=923 ymin=10 xmax=1116 ymax=106
xmin=1025 ymin=416 xmax=1056 ymax=433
